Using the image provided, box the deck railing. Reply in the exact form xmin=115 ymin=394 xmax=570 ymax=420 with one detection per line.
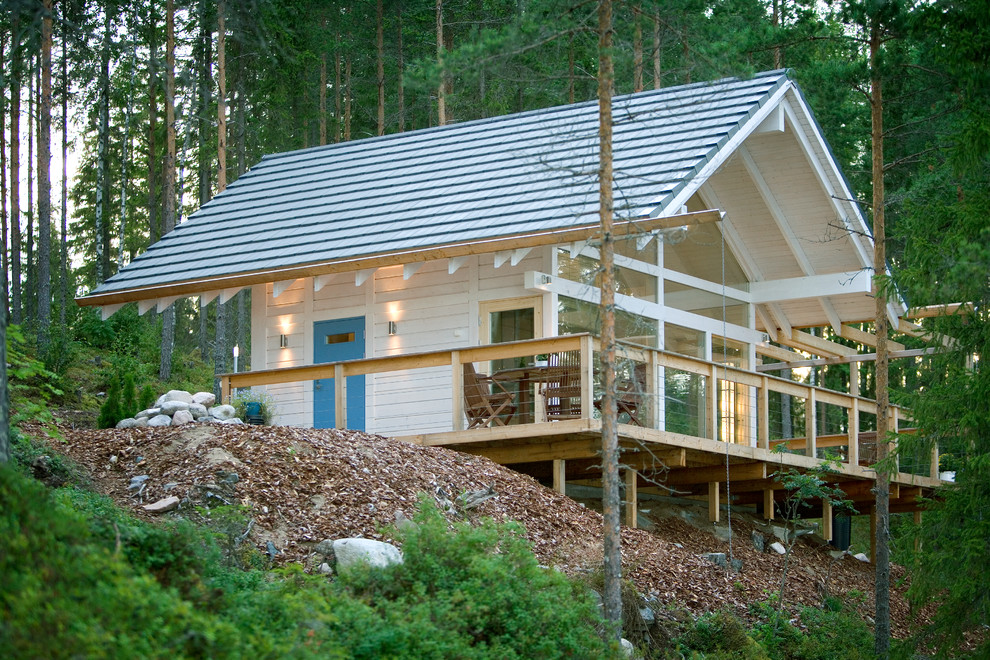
xmin=220 ymin=334 xmax=936 ymax=479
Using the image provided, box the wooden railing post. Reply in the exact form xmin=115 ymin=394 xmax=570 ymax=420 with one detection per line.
xmin=805 ymin=386 xmax=817 ymax=458
xmin=625 ymin=469 xmax=638 ymax=529
xmin=930 ymin=442 xmax=940 ymax=480
xmin=451 ymin=351 xmax=464 ymax=431
xmin=708 ymin=364 xmax=719 ymax=441
xmin=646 ymin=348 xmax=658 ymax=429
xmin=580 ymin=334 xmax=594 ymax=420
xmin=848 ymin=398 xmax=860 ymax=467
xmin=759 ymin=375 xmax=770 ymax=450
xmin=334 ymin=363 xmax=346 ymax=429
xmin=221 ymin=375 xmax=232 ymax=404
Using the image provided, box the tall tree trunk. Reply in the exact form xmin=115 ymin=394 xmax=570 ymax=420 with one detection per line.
xmin=376 ymin=0 xmax=385 ymax=136
xmin=334 ymin=47 xmax=341 ymax=143
xmin=95 ymin=13 xmax=110 ymax=284
xmin=148 ymin=6 xmax=159 ymax=243
xmin=344 ymin=53 xmax=352 ymax=140
xmin=320 ymin=50 xmax=327 ymax=145
xmin=633 ymin=5 xmax=643 ymax=93
xmin=215 ymin=0 xmax=228 ymax=400
xmin=10 ymin=17 xmax=21 ymax=325
xmin=597 ymin=0 xmax=622 ymax=637
xmin=870 ymin=19 xmax=891 ymax=658
xmin=0 ymin=304 xmax=7 ymax=463
xmin=397 ymin=2 xmax=404 ymax=132
xmin=26 ymin=56 xmax=34 ymax=320
xmin=159 ymin=0 xmax=177 ymax=382
xmin=653 ymin=10 xmax=661 ymax=90
xmin=59 ymin=10 xmax=68 ymax=328
xmin=568 ymin=34 xmax=575 ymax=103
xmin=117 ymin=29 xmax=137 ymax=268
xmin=436 ymin=0 xmax=445 ymax=126
xmin=1 ymin=32 xmax=9 ymax=323
xmin=37 ymin=0 xmax=53 ymax=350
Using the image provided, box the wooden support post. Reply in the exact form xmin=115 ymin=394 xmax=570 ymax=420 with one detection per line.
xmin=451 ymin=351 xmax=464 ymax=431
xmin=847 ymin=398 xmax=859 ymax=467
xmin=334 ymin=363 xmax=347 ymax=429
xmin=708 ymin=481 xmax=720 ymax=523
xmin=625 ymin=468 xmax=638 ymax=529
xmin=930 ymin=443 xmax=939 ymax=480
xmin=221 ymin=375 xmax=232 ymax=404
xmin=805 ymin=386 xmax=817 ymax=458
xmin=822 ymin=499 xmax=833 ymax=542
xmin=759 ymin=376 xmax=770 ymax=450
xmin=890 ymin=408 xmax=900 ymax=472
xmin=849 ymin=361 xmax=859 ymax=397
xmin=763 ymin=489 xmax=775 ymax=520
xmin=646 ymin=349 xmax=657 ymax=429
xmin=553 ymin=459 xmax=566 ymax=495
xmin=869 ymin=507 xmax=877 ymax=564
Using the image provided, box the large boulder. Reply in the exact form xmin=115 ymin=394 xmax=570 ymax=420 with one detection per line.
xmin=135 ymin=408 xmax=160 ymax=419
xmin=116 ymin=417 xmax=141 ymax=429
xmin=209 ymin=404 xmax=237 ymax=421
xmin=160 ymin=400 xmax=191 ymax=416
xmin=172 ymin=409 xmax=195 ymax=425
xmin=192 ymin=391 xmax=216 ymax=408
xmin=147 ymin=414 xmax=173 ymax=427
xmin=156 ymin=390 xmax=193 ymax=407
xmin=188 ymin=403 xmax=209 ymax=420
xmin=331 ymin=538 xmax=403 ymax=571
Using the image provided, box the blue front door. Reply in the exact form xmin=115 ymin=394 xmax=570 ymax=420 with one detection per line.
xmin=314 ymin=317 xmax=365 ymax=429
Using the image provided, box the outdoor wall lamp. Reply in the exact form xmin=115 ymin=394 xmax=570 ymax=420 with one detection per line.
xmin=280 ymin=334 xmax=289 ymax=348
xmin=388 ymin=321 xmax=398 ymax=336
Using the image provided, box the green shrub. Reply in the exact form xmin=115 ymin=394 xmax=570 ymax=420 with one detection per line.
xmin=335 ymin=498 xmax=615 ymax=658
xmin=138 ymin=383 xmax=157 ymax=411
xmin=676 ymin=610 xmax=770 ymax=659
xmin=120 ymin=372 xmax=138 ymax=418
xmin=748 ymin=599 xmax=875 ymax=660
xmin=97 ymin=377 xmax=123 ymax=428
xmin=231 ymin=388 xmax=279 ymax=424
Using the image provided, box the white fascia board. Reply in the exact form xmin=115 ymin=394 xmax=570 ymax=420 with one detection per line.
xmin=656 ymin=81 xmax=794 ymax=219
xmin=749 ymin=271 xmax=870 ymax=304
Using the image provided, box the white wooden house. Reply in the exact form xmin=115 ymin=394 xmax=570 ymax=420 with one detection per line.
xmin=82 ymin=70 xmax=942 ymax=533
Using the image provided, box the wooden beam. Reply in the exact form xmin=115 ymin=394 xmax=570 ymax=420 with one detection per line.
xmin=756 ymin=348 xmax=936 ymax=372
xmin=840 ymin=324 xmax=905 ymax=352
xmin=906 ymin=302 xmax=972 ymax=319
xmin=709 ymin=482 xmax=720 ymax=523
xmin=664 ymin=462 xmax=766 ymax=487
xmin=756 ymin=342 xmax=804 ymax=363
xmin=782 ymin=329 xmax=859 ymax=357
xmin=626 ymin=469 xmax=638 ymax=529
xmin=465 ymin=437 xmax=601 ymax=464
xmin=763 ymin=489 xmax=775 ymax=520
xmin=553 ymin=459 xmax=566 ymax=495
xmin=77 ymin=210 xmax=723 ymax=308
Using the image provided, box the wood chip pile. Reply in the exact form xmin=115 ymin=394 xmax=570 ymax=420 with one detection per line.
xmin=53 ymin=424 xmax=922 ymax=635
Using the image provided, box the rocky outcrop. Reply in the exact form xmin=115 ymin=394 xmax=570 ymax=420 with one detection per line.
xmin=116 ymin=390 xmax=243 ymax=429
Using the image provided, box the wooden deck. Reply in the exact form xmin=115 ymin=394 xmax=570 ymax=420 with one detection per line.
xmin=221 ymin=334 xmax=944 ymax=546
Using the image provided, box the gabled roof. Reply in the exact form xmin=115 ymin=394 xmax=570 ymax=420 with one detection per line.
xmin=82 ymin=71 xmax=798 ymax=306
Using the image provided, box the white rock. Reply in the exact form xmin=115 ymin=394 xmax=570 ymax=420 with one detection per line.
xmin=116 ymin=418 xmax=140 ymax=429
xmin=163 ymin=390 xmax=194 ymax=404
xmin=172 ymin=409 xmax=195 ymax=425
xmin=318 ymin=562 xmax=333 ymax=575
xmin=770 ymin=541 xmax=787 ymax=555
xmin=147 ymin=414 xmax=173 ymax=427
xmin=620 ymin=638 xmax=636 ymax=658
xmin=218 ymin=417 xmax=244 ymax=425
xmin=332 ymin=538 xmax=403 ymax=571
xmin=133 ymin=417 xmax=149 ymax=427
xmin=160 ymin=400 xmax=191 ymax=415
xmin=210 ymin=404 xmax=237 ymax=421
xmin=854 ymin=552 xmax=871 ymax=563
xmin=135 ymin=408 xmax=160 ymax=419
xmin=192 ymin=391 xmax=216 ymax=407
xmin=143 ymin=496 xmax=180 ymax=513
xmin=188 ymin=403 xmax=209 ymax=419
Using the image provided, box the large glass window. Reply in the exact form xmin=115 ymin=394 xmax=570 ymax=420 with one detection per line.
xmin=558 ymin=296 xmax=658 ymax=347
xmin=557 ymin=249 xmax=658 ymax=303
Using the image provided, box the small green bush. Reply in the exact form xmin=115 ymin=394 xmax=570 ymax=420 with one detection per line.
xmin=676 ymin=610 xmax=770 ymax=659
xmin=231 ymin=388 xmax=279 ymax=424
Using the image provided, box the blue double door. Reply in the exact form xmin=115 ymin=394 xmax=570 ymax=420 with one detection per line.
xmin=314 ymin=317 xmax=365 ymax=430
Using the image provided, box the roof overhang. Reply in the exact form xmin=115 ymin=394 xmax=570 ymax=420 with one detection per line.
xmin=77 ymin=209 xmax=723 ymax=308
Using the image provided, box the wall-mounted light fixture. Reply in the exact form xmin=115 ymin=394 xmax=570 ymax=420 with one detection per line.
xmin=388 ymin=321 xmax=398 ymax=336
xmin=280 ymin=334 xmax=289 ymax=349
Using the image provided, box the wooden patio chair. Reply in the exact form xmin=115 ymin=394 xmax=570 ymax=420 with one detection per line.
xmin=595 ymin=362 xmax=647 ymax=426
xmin=463 ymin=363 xmax=517 ymax=429
xmin=539 ymin=351 xmax=583 ymax=421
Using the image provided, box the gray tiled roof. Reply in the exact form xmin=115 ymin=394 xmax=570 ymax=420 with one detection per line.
xmin=88 ymin=70 xmax=789 ymax=297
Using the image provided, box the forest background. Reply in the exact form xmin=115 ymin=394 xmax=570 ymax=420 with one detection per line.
xmin=0 ymin=0 xmax=987 ymax=655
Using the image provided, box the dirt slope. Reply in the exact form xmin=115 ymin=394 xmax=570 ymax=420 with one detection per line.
xmin=49 ymin=423 xmax=921 ymax=635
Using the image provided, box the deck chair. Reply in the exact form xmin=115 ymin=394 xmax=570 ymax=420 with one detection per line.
xmin=595 ymin=362 xmax=647 ymax=426
xmin=539 ymin=351 xmax=583 ymax=421
xmin=463 ymin=363 xmax=516 ymax=429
